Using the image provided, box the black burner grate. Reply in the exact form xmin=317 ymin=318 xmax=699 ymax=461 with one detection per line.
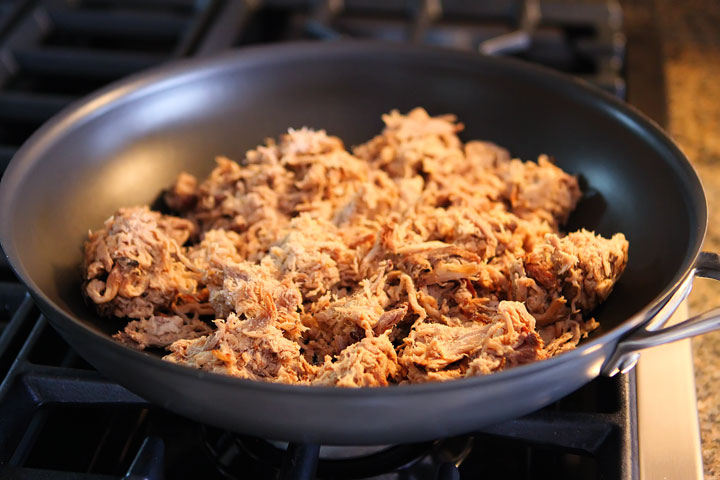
xmin=235 ymin=0 xmax=625 ymax=97
xmin=0 ymin=0 xmax=248 ymax=174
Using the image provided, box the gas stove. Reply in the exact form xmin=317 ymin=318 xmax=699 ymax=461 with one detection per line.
xmin=0 ymin=1 xmax=703 ymax=479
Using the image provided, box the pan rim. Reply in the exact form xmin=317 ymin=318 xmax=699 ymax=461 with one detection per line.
xmin=0 ymin=40 xmax=707 ymax=396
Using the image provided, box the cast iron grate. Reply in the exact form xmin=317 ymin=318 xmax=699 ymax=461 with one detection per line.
xmin=0 ymin=287 xmax=637 ymax=479
xmin=236 ymin=0 xmax=625 ymax=97
xmin=0 ymin=0 xmax=249 ymax=175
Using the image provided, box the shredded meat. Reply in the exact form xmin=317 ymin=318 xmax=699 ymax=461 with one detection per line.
xmin=83 ymin=108 xmax=629 ymax=386
xmin=164 ymin=313 xmax=315 ymax=383
xmin=400 ymin=301 xmax=546 ymax=382
xmin=114 ymin=315 xmax=211 ymax=350
xmin=497 ymin=155 xmax=582 ymax=226
xmin=203 ymin=259 xmax=306 ymax=340
xmin=265 ymin=214 xmax=359 ymax=299
xmin=312 ymin=335 xmax=399 ymax=387
xmin=301 ymin=277 xmax=392 ymax=359
xmin=520 ymin=230 xmax=628 ymax=324
xmin=164 ymin=172 xmax=199 ymax=212
xmin=82 ymin=206 xmax=205 ymax=319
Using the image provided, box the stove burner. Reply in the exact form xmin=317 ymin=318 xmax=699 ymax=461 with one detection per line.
xmin=200 ymin=426 xmax=472 ymax=479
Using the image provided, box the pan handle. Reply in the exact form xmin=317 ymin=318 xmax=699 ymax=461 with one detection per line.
xmin=602 ymin=251 xmax=720 ymax=376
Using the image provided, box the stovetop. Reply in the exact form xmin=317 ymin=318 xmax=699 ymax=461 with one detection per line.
xmin=0 ymin=1 xmax=699 ymax=479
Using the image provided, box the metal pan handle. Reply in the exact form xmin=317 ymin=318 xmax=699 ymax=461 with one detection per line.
xmin=602 ymin=251 xmax=720 ymax=376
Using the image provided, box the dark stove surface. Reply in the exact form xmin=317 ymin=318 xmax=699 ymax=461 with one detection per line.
xmin=0 ymin=1 xmax=638 ymax=479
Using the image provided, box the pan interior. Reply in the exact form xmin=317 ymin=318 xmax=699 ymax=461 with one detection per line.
xmin=2 ymin=45 xmax=703 ymax=347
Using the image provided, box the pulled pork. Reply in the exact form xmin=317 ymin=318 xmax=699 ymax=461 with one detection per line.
xmin=164 ymin=313 xmax=315 ymax=383
xmin=82 ymin=206 xmax=205 ymax=319
xmin=114 ymin=315 xmax=211 ymax=350
xmin=83 ymin=108 xmax=628 ymax=386
xmin=401 ymin=301 xmax=546 ymax=382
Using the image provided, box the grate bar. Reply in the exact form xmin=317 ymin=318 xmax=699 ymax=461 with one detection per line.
xmin=172 ymin=0 xmax=224 ymax=56
xmin=47 ymin=7 xmax=190 ymax=40
xmin=0 ymin=145 xmax=16 ymax=171
xmin=0 ymin=290 xmax=32 ymax=348
xmin=23 ymin=364 xmax=148 ymax=406
xmin=0 ymin=466 xmax=116 ymax=479
xmin=80 ymin=0 xmax=200 ymax=9
xmin=0 ymin=91 xmax=74 ymax=123
xmin=124 ymin=436 xmax=166 ymax=480
xmin=278 ymin=443 xmax=320 ymax=480
xmin=478 ymin=411 xmax=617 ymax=455
xmin=189 ymin=0 xmax=257 ymax=57
xmin=13 ymin=46 xmax=165 ymax=79
xmin=578 ymin=72 xmax=626 ymax=98
xmin=540 ymin=2 xmax=620 ymax=26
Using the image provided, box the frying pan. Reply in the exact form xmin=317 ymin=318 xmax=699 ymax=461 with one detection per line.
xmin=1 ymin=42 xmax=719 ymax=445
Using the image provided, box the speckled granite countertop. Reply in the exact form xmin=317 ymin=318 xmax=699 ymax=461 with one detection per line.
xmin=625 ymin=0 xmax=720 ymax=477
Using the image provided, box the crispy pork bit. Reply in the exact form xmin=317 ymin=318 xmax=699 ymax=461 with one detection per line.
xmin=312 ymin=335 xmax=399 ymax=387
xmin=164 ymin=172 xmax=199 ymax=212
xmin=302 ymin=280 xmax=391 ymax=359
xmin=164 ymin=313 xmax=315 ymax=383
xmin=83 ymin=206 xmax=203 ymax=319
xmin=265 ymin=215 xmax=359 ymax=299
xmin=114 ymin=315 xmax=211 ymax=350
xmin=353 ymin=107 xmax=465 ymax=179
xmin=203 ymin=260 xmax=306 ymax=340
xmin=83 ymin=108 xmax=629 ymax=386
xmin=400 ymin=301 xmax=547 ymax=382
xmin=464 ymin=140 xmax=511 ymax=171
xmin=498 ymin=155 xmax=582 ymax=227
xmin=524 ymin=230 xmax=628 ymax=314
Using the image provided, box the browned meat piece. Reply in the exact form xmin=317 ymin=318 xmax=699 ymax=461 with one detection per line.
xmin=354 ymin=109 xmax=509 ymax=212
xmin=400 ymin=301 xmax=547 ymax=382
xmin=175 ymin=129 xmax=378 ymax=260
xmin=405 ymin=364 xmax=465 ymax=383
xmin=204 ymin=259 xmax=306 ymax=340
xmin=301 ymin=279 xmax=393 ymax=359
xmin=508 ymin=257 xmax=569 ymax=326
xmin=524 ymin=230 xmax=628 ymax=316
xmin=312 ymin=335 xmax=399 ymax=387
xmin=332 ymin=168 xmax=402 ymax=229
xmin=183 ymin=155 xmax=291 ymax=257
xmin=464 ymin=140 xmax=511 ymax=171
xmin=164 ymin=172 xmax=199 ymax=212
xmin=372 ymin=207 xmax=553 ymax=300
xmin=265 ymin=214 xmax=359 ymax=299
xmin=277 ymin=128 xmax=370 ymax=218
xmin=498 ymin=155 xmax=582 ymax=226
xmin=114 ymin=315 xmax=211 ymax=350
xmin=379 ymin=205 xmax=553 ymax=265
xmin=187 ymin=229 xmax=245 ymax=271
xmin=374 ymin=305 xmax=409 ymax=335
xmin=353 ymin=107 xmax=465 ymax=179
xmin=164 ymin=313 xmax=315 ymax=383
xmin=540 ymin=316 xmax=600 ymax=356
xmin=82 ymin=206 xmax=205 ymax=319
